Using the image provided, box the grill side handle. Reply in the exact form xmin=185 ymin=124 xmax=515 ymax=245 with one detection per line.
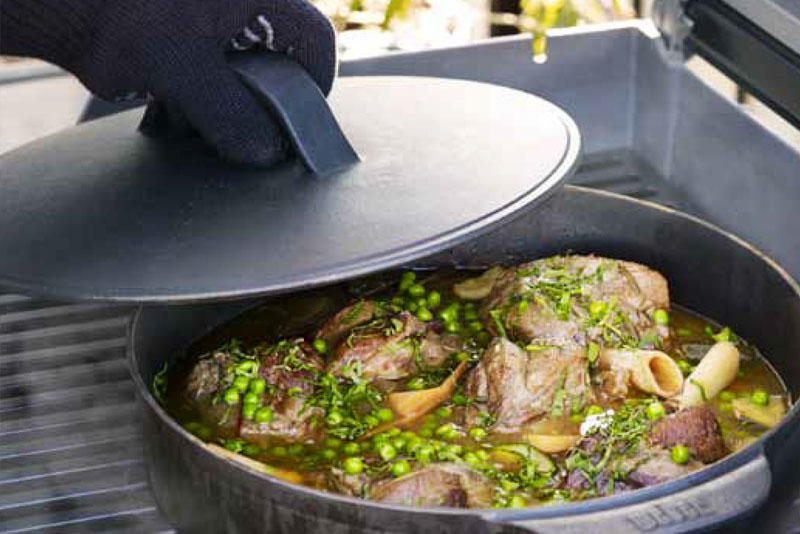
xmin=486 ymin=451 xmax=771 ymax=534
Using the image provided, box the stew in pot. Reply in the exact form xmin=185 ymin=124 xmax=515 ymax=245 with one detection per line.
xmin=156 ymin=255 xmax=790 ymax=509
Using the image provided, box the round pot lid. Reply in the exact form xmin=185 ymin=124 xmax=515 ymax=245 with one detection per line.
xmin=0 ymin=53 xmax=580 ymax=303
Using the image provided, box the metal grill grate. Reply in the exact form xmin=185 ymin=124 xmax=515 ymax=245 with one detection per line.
xmin=0 ymin=153 xmax=797 ymax=533
xmin=0 ymin=296 xmax=174 ymax=534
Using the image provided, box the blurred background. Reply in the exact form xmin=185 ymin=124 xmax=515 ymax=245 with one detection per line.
xmin=1 ymin=0 xmax=798 ymax=153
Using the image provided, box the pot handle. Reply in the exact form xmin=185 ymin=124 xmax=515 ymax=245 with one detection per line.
xmin=227 ymin=51 xmax=359 ymax=174
xmin=489 ymin=452 xmax=771 ymax=534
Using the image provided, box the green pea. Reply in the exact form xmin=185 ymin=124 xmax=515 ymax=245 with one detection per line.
xmin=404 ymin=437 xmax=422 ymax=452
xmin=751 ymin=389 xmax=770 ymax=406
xmin=645 ymin=402 xmax=665 ymax=421
xmin=326 ymin=411 xmax=344 ymax=427
xmin=468 ymin=321 xmax=484 ymax=333
xmin=375 ymin=408 xmax=400 ymax=422
xmin=509 ymin=495 xmax=527 ymax=508
xmin=313 ymin=338 xmax=328 ymax=354
xmin=464 ymin=309 xmax=479 ymax=321
xmin=243 ymin=392 xmax=260 ymax=406
xmin=677 ymin=360 xmax=694 ymax=375
xmin=517 ymin=300 xmax=529 ymax=314
xmin=419 ymin=428 xmax=433 ymax=438
xmin=585 ymin=405 xmax=604 ymax=416
xmin=589 ymin=301 xmax=608 ymax=319
xmin=475 ymin=450 xmax=490 ymax=461
xmin=343 ymin=442 xmax=361 ymax=455
xmin=671 ymin=445 xmax=690 ymax=464
xmin=254 ymin=407 xmax=274 ymax=423
xmin=463 ymin=452 xmax=480 ymax=465
xmin=444 ymin=322 xmax=460 ymax=334
xmin=325 ymin=437 xmax=342 ymax=449
xmin=417 ymin=308 xmax=434 ymax=322
xmin=372 ymin=433 xmax=389 ymax=446
xmin=406 ymin=301 xmax=418 ymax=312
xmin=387 ymin=428 xmax=402 ymax=437
xmin=653 ymin=309 xmax=669 ymax=325
xmin=343 ymin=456 xmax=364 ymax=475
xmin=438 ymin=306 xmax=458 ymax=324
xmin=500 ymin=479 xmax=519 ymax=492
xmin=570 ymin=413 xmax=584 ymax=423
xmin=406 ymin=377 xmax=426 ymax=391
xmin=320 ymin=449 xmax=337 ymax=460
xmin=378 ymin=443 xmax=397 ymax=461
xmin=364 ymin=415 xmax=380 ymax=428
xmin=184 ymin=422 xmax=212 ymax=440
xmin=271 ymin=446 xmax=288 ymax=457
xmin=391 ymin=459 xmax=411 ymax=477
xmin=400 ymin=271 xmax=416 ymax=285
xmin=436 ymin=406 xmax=453 ymax=418
xmin=454 ymin=351 xmax=470 ymax=362
xmin=444 ymin=444 xmax=463 ymax=456
xmin=435 ymin=423 xmax=459 ymax=440
xmin=468 ymin=427 xmax=488 ymax=440
xmin=241 ymin=404 xmax=256 ymax=420
xmin=452 ymin=394 xmax=469 ymax=406
xmin=391 ymin=437 xmax=407 ymax=450
xmin=248 ymin=378 xmax=266 ymax=395
xmin=288 ymin=444 xmax=304 ymax=456
xmin=427 ymin=291 xmax=442 ymax=309
xmin=719 ymin=390 xmax=735 ymax=402
xmin=233 ymin=376 xmax=250 ymax=393
xmin=223 ymin=439 xmax=243 ymax=452
xmin=415 ymin=445 xmax=435 ymax=462
xmin=242 ymin=443 xmax=260 ymax=457
xmin=222 ymin=387 xmax=240 ymax=404
xmin=401 ymin=430 xmax=417 ymax=441
xmin=360 ymin=442 xmax=372 ymax=452
xmin=475 ymin=331 xmax=491 ymax=346
xmin=408 ymin=284 xmax=426 ymax=298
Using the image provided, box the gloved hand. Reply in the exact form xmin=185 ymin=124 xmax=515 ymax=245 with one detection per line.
xmin=0 ymin=0 xmax=337 ymax=166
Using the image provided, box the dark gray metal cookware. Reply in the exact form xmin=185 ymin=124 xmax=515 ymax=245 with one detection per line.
xmin=129 ymin=186 xmax=800 ymax=534
xmin=0 ymin=53 xmax=579 ymax=303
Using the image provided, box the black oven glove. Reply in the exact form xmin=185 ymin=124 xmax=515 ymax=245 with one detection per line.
xmin=0 ymin=0 xmax=337 ymax=166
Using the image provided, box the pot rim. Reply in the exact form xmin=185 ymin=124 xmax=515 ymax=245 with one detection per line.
xmin=127 ymin=185 xmax=800 ymax=520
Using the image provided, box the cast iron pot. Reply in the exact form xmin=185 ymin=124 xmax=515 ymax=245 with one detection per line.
xmin=129 ymin=186 xmax=800 ymax=534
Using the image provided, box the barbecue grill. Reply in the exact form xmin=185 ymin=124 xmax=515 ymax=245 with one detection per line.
xmin=2 ymin=0 xmax=800 ymax=532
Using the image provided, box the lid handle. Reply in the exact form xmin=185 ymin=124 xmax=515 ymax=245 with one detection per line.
xmin=228 ymin=51 xmax=360 ymax=174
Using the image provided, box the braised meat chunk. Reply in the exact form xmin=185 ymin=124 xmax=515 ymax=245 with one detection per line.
xmin=239 ymin=340 xmax=325 ymax=444
xmin=370 ymin=463 xmax=493 ymax=508
xmin=327 ymin=311 xmax=426 ymax=380
xmin=464 ymin=337 xmax=590 ymax=432
xmin=650 ymin=406 xmax=728 ymax=463
xmin=185 ymin=351 xmax=233 ymax=399
xmin=480 ymin=256 xmax=669 ymax=349
xmin=315 ymin=300 xmax=378 ymax=348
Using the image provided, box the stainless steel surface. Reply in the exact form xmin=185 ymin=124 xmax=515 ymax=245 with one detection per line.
xmin=719 ymin=0 xmax=800 ymax=55
xmin=654 ymin=0 xmax=800 ymax=57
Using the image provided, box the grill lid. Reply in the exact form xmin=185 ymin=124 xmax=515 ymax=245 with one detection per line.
xmin=0 ymin=52 xmax=580 ymax=303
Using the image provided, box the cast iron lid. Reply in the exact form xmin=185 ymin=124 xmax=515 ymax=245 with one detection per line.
xmin=0 ymin=53 xmax=580 ymax=303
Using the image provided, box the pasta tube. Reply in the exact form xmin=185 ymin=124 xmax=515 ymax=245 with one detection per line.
xmin=679 ymin=341 xmax=740 ymax=408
